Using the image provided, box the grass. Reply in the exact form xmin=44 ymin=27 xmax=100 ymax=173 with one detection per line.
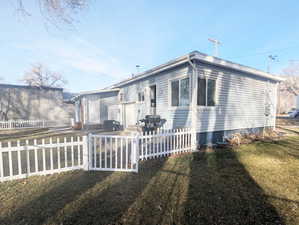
xmin=0 ymin=137 xmax=298 ymax=225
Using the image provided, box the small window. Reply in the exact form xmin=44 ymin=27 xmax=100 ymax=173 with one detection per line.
xmin=197 ymin=78 xmax=216 ymax=106
xmin=138 ymin=92 xmax=145 ymax=102
xmin=171 ymin=78 xmax=190 ymax=107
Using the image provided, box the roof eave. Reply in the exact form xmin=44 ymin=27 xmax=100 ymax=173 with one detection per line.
xmin=193 ymin=52 xmax=284 ymax=82
xmin=72 ymin=88 xmax=120 ymax=101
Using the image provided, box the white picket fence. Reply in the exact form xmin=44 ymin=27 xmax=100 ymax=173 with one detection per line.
xmin=0 ymin=128 xmax=196 ymax=182
xmin=89 ymin=135 xmax=139 ymax=172
xmin=139 ymin=128 xmax=195 ymax=160
xmin=0 ymin=120 xmax=67 ymax=130
xmin=0 ymin=136 xmax=87 ymax=182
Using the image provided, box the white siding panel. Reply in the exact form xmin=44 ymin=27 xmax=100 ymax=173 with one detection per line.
xmin=119 ymin=63 xmax=278 ymax=132
xmin=195 ymin=64 xmax=277 ymax=132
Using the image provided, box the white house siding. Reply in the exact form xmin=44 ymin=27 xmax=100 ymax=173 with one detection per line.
xmin=195 ymin=62 xmax=277 ymax=133
xmin=119 ymin=62 xmax=278 ymax=132
xmin=120 ymin=64 xmax=192 ymax=128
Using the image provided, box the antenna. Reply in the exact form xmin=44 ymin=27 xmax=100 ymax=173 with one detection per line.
xmin=208 ymin=38 xmax=221 ymax=57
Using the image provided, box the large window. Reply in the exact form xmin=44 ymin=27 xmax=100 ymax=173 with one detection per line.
xmin=171 ymin=77 xmax=190 ymax=107
xmin=197 ymin=78 xmax=216 ymax=106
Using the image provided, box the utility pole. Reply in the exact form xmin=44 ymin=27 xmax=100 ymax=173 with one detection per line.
xmin=267 ymin=55 xmax=278 ymax=73
xmin=208 ymin=38 xmax=221 ymax=57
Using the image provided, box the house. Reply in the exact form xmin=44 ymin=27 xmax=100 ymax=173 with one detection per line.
xmin=73 ymin=51 xmax=283 ymax=144
xmin=0 ymin=83 xmax=74 ymax=123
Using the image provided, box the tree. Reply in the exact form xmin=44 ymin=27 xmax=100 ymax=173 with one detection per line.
xmin=22 ymin=63 xmax=67 ymax=88
xmin=278 ymin=62 xmax=299 ymax=113
xmin=14 ymin=0 xmax=89 ymax=26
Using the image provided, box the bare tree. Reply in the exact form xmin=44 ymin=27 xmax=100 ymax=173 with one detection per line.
xmin=22 ymin=63 xmax=67 ymax=88
xmin=13 ymin=0 xmax=89 ymax=26
xmin=278 ymin=62 xmax=299 ymax=113
xmin=0 ymin=88 xmax=15 ymax=121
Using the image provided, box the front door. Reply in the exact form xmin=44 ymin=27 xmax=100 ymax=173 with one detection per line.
xmin=150 ymin=85 xmax=157 ymax=115
xmin=124 ymin=103 xmax=136 ymax=128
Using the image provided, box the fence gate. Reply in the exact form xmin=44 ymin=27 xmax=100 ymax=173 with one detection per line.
xmin=88 ymin=134 xmax=139 ymax=172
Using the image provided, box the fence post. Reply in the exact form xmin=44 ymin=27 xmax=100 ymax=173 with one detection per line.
xmin=133 ymin=135 xmax=139 ymax=173
xmin=0 ymin=142 xmax=2 ymax=181
xmin=191 ymin=128 xmax=197 ymax=151
xmin=82 ymin=134 xmax=90 ymax=171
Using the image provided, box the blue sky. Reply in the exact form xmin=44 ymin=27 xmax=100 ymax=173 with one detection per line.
xmin=1 ymin=0 xmax=299 ymax=92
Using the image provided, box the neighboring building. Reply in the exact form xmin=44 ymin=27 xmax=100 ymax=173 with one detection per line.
xmin=0 ymin=84 xmax=74 ymax=123
xmin=74 ymin=51 xmax=283 ymax=144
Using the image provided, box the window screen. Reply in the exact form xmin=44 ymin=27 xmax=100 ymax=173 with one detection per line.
xmin=171 ymin=80 xmax=180 ymax=106
xmin=207 ymin=79 xmax=216 ymax=106
xmin=197 ymin=78 xmax=206 ymax=106
xmin=180 ymin=78 xmax=190 ymax=106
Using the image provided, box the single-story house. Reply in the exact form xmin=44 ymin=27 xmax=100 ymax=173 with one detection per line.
xmin=73 ymin=51 xmax=283 ymax=144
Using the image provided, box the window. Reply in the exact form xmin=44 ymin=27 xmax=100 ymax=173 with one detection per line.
xmin=197 ymin=78 xmax=206 ymax=106
xmin=197 ymin=78 xmax=216 ymax=106
xmin=171 ymin=77 xmax=190 ymax=106
xmin=138 ymin=91 xmax=145 ymax=102
xmin=119 ymin=93 xmax=124 ymax=102
xmin=207 ymin=79 xmax=216 ymax=106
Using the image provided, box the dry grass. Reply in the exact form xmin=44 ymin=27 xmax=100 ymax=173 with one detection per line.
xmin=0 ymin=137 xmax=298 ymax=225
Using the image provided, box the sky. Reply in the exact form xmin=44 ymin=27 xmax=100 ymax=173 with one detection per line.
xmin=1 ymin=0 xmax=299 ymax=93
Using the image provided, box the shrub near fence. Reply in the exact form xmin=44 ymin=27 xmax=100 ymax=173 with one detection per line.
xmin=0 ymin=135 xmax=87 ymax=182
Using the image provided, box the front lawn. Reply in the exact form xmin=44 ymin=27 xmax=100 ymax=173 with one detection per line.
xmin=0 ymin=137 xmax=298 ymax=225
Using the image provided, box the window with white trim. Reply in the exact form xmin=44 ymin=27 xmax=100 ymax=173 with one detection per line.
xmin=197 ymin=77 xmax=216 ymax=106
xmin=170 ymin=77 xmax=190 ymax=106
xmin=138 ymin=91 xmax=145 ymax=102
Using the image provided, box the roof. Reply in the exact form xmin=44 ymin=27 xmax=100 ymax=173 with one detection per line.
xmin=108 ymin=51 xmax=284 ymax=88
xmin=72 ymin=88 xmax=120 ymax=100
xmin=0 ymin=83 xmax=63 ymax=91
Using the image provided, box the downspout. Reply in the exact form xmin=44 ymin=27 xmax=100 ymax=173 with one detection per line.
xmin=188 ymin=55 xmax=198 ymax=150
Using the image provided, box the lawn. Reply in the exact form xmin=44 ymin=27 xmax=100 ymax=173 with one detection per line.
xmin=0 ymin=137 xmax=298 ymax=225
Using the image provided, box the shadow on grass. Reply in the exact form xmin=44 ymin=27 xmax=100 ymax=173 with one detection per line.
xmin=54 ymin=158 xmax=167 ymax=225
xmin=0 ymin=148 xmax=288 ymax=225
xmin=184 ymin=149 xmax=285 ymax=225
xmin=0 ymin=170 xmax=113 ymax=225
